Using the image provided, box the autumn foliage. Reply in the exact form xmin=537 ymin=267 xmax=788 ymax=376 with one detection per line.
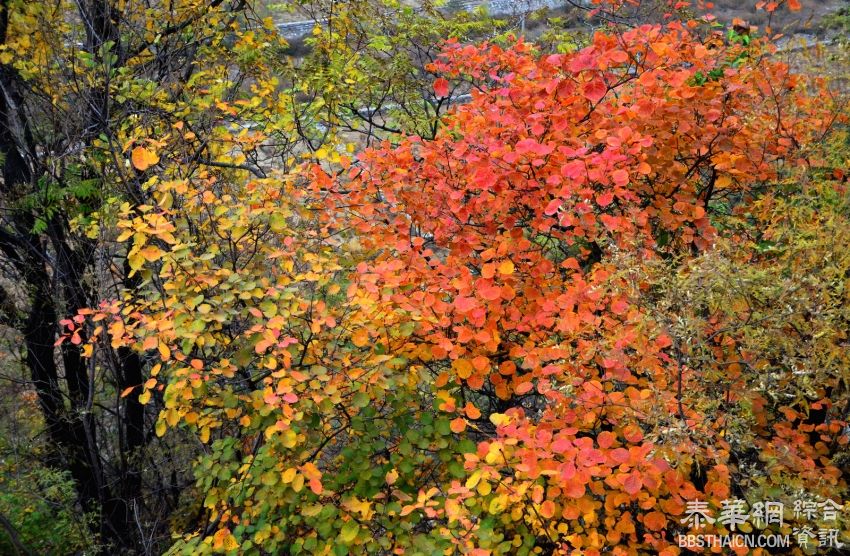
xmin=51 ymin=3 xmax=850 ymax=555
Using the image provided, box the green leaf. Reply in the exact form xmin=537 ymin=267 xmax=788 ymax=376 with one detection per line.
xmin=352 ymin=391 xmax=369 ymax=408
xmin=340 ymin=521 xmax=359 ymax=544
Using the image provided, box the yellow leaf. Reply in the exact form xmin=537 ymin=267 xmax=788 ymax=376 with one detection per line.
xmin=131 ymin=146 xmax=159 ymax=171
xmin=488 ymin=494 xmax=507 ymax=514
xmin=281 ymin=429 xmax=297 ymax=448
xmin=498 ymin=259 xmax=515 ymax=275
xmin=222 ymin=535 xmax=239 ymax=551
xmin=166 ymin=408 xmax=179 ymax=427
xmin=200 ymin=426 xmax=210 ymax=443
xmin=485 ymin=445 xmax=503 ymax=465
xmin=291 ymin=473 xmax=305 ymax=493
xmin=156 ymin=191 xmax=173 ymax=209
xmin=128 ymin=252 xmax=144 ymax=272
xmin=282 ymin=468 xmax=297 ymax=484
xmin=477 ymin=481 xmax=491 ymax=496
xmin=138 ymin=389 xmax=151 ymax=405
xmin=158 ymin=342 xmax=171 ymax=361
xmin=489 ymin=413 xmax=509 ymax=426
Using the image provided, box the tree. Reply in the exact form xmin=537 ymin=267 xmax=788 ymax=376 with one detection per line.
xmin=0 ymin=0 xmax=289 ymax=548
xmin=0 ymin=0 xmax=506 ymax=551
xmin=85 ymin=3 xmax=849 ymax=553
xmin=312 ymin=22 xmax=843 ymax=554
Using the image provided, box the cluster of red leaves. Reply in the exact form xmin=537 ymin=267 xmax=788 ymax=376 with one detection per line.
xmin=310 ymin=21 xmax=840 ymax=554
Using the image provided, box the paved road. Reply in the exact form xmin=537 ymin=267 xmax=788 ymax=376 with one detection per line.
xmin=277 ymin=0 xmax=575 ymax=40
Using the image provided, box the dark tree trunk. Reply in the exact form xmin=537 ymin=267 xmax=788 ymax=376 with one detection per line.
xmin=0 ymin=1 xmax=126 ymax=548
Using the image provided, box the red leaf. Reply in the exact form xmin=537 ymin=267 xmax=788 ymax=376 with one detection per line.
xmin=478 ymin=284 xmax=502 ymax=301
xmin=583 ymin=79 xmax=607 ymax=104
xmin=623 ymin=424 xmax=643 ymax=443
xmin=544 ymin=199 xmax=562 ymax=215
xmin=612 ymin=169 xmax=629 ymax=187
xmin=309 ymin=478 xmax=323 ymax=495
xmin=610 ymin=298 xmax=629 ymax=315
xmin=434 ymin=78 xmax=449 ymax=98
xmin=608 ymin=448 xmax=630 ymax=464
xmin=596 ymin=191 xmax=614 ymax=207
xmin=597 ymin=431 xmax=615 ymax=449
xmin=454 ymin=296 xmax=477 ymax=313
xmin=623 ymin=472 xmax=643 ymax=495
xmin=552 ymin=437 xmax=572 ymax=454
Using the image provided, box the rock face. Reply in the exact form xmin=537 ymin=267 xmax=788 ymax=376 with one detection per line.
xmin=276 ymin=20 xmax=319 ymax=40
xmin=277 ymin=0 xmax=575 ymax=40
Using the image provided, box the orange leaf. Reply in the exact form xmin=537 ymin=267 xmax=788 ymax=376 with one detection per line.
xmin=131 ymin=146 xmax=159 ymax=171
xmin=498 ymin=260 xmax=515 ymax=275
xmin=352 ymin=328 xmax=369 ymax=347
xmin=453 ymin=358 xmax=474 ymax=379
xmin=515 ymin=381 xmax=533 ymax=395
xmin=539 ymin=500 xmax=556 ymax=519
xmin=464 ymin=403 xmax=482 ymax=420
xmin=449 ymin=417 xmax=467 ymax=433
xmin=643 ymin=511 xmax=667 ymax=531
